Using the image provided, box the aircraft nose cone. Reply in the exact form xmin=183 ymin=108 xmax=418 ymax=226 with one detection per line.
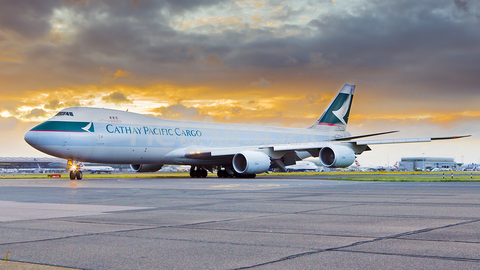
xmin=24 ymin=131 xmax=38 ymax=146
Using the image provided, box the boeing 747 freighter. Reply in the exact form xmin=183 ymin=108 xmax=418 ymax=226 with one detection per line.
xmin=24 ymin=84 xmax=470 ymax=180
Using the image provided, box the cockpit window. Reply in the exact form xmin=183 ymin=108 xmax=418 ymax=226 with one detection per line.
xmin=55 ymin=112 xmax=74 ymax=117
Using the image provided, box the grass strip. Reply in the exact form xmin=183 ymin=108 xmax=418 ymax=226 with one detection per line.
xmin=331 ymin=177 xmax=480 ymax=182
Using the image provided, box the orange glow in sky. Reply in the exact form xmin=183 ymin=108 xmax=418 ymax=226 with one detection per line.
xmin=0 ymin=0 xmax=479 ymax=166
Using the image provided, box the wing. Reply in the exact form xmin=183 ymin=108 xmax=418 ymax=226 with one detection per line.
xmin=164 ymin=134 xmax=471 ymax=171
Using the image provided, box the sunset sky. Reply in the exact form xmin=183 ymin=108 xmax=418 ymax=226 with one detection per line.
xmin=1 ymin=0 xmax=479 ymax=166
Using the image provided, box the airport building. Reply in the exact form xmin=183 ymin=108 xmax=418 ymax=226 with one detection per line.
xmin=0 ymin=157 xmax=67 ymax=173
xmin=0 ymin=157 xmax=131 ymax=173
xmin=398 ymin=157 xmax=460 ymax=171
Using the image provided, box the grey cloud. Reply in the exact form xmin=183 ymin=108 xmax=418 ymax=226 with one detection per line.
xmin=302 ymin=0 xmax=480 ymax=93
xmin=306 ymin=93 xmax=323 ymax=104
xmin=163 ymin=0 xmax=224 ymax=14
xmin=0 ymin=0 xmax=56 ymax=39
xmin=454 ymin=0 xmax=469 ymax=12
xmin=25 ymin=108 xmax=47 ymax=119
xmin=230 ymin=106 xmax=242 ymax=115
xmin=102 ymin=92 xmax=133 ymax=105
xmin=44 ymin=100 xmax=61 ymax=110
xmin=1 ymin=0 xmax=480 ymax=99
xmin=268 ymin=3 xmax=305 ymax=22
xmin=152 ymin=104 xmax=201 ymax=120
xmin=251 ymin=78 xmax=271 ymax=88
xmin=0 ymin=101 xmax=20 ymax=111
xmin=64 ymin=100 xmax=82 ymax=107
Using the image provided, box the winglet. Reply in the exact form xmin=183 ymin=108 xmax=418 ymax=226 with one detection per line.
xmin=431 ymin=135 xmax=472 ymax=140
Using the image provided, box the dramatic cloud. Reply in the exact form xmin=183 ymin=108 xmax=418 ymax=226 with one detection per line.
xmin=151 ymin=104 xmax=204 ymax=121
xmin=0 ymin=0 xmax=479 ymax=164
xmin=454 ymin=0 xmax=469 ymax=12
xmin=24 ymin=108 xmax=47 ymax=119
xmin=44 ymin=100 xmax=61 ymax=110
xmin=101 ymin=92 xmax=133 ymax=105
xmin=113 ymin=70 xmax=134 ymax=79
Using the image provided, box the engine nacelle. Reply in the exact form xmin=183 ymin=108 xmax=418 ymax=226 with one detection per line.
xmin=130 ymin=164 xmax=164 ymax=173
xmin=320 ymin=146 xmax=355 ymax=168
xmin=233 ymin=151 xmax=271 ymax=174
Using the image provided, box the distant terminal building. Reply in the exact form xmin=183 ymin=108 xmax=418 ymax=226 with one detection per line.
xmin=0 ymin=157 xmax=67 ymax=169
xmin=0 ymin=157 xmax=131 ymax=173
xmin=398 ymin=157 xmax=460 ymax=171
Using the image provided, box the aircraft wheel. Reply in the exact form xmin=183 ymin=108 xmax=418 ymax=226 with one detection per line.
xmin=217 ymin=170 xmax=227 ymax=178
xmin=201 ymin=169 xmax=208 ymax=178
xmin=76 ymin=171 xmax=83 ymax=180
xmin=69 ymin=171 xmax=76 ymax=180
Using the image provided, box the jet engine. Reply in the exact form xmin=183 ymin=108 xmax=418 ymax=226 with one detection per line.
xmin=232 ymin=151 xmax=271 ymax=174
xmin=319 ymin=146 xmax=355 ymax=168
xmin=130 ymin=164 xmax=164 ymax=173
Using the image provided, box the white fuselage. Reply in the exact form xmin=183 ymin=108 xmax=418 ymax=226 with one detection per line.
xmin=25 ymin=107 xmax=350 ymax=165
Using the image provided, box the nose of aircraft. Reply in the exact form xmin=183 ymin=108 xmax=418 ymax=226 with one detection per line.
xmin=24 ymin=130 xmax=38 ymax=146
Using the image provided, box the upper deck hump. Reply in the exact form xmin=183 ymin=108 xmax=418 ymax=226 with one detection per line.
xmin=50 ymin=107 xmax=339 ymax=136
xmin=52 ymin=107 xmax=160 ymax=124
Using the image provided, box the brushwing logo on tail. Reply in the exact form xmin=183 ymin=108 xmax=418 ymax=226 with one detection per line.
xmin=332 ymin=94 xmax=352 ymax=125
xmin=317 ymin=93 xmax=352 ymax=126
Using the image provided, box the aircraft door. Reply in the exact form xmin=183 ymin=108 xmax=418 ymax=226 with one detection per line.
xmin=96 ymin=133 xmax=105 ymax=146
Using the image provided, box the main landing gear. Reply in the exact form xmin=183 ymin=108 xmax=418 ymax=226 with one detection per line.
xmin=189 ymin=166 xmax=208 ymax=178
xmin=67 ymin=159 xmax=83 ymax=180
xmin=189 ymin=166 xmax=257 ymax=178
xmin=217 ymin=167 xmax=256 ymax=178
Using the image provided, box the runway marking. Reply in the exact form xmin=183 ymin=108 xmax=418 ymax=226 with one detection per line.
xmin=0 ymin=260 xmax=81 ymax=269
xmin=210 ymin=183 xmax=288 ymax=188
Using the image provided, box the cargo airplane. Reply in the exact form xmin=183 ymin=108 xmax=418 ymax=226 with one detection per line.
xmin=24 ymin=84 xmax=470 ymax=180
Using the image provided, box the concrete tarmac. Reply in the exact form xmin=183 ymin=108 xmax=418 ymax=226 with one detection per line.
xmin=0 ymin=176 xmax=479 ymax=269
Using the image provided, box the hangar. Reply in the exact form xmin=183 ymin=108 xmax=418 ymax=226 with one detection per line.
xmin=398 ymin=157 xmax=460 ymax=171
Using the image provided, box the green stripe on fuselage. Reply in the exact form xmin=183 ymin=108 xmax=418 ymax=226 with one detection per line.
xmin=31 ymin=121 xmax=94 ymax=132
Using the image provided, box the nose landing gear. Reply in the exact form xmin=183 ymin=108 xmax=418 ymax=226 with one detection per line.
xmin=68 ymin=159 xmax=83 ymax=180
xmin=69 ymin=170 xmax=83 ymax=180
